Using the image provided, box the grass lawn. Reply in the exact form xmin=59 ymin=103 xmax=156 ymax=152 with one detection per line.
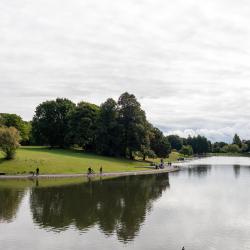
xmin=0 ymin=146 xmax=183 ymax=175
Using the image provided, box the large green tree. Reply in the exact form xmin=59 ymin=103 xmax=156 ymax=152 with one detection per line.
xmin=117 ymin=92 xmax=149 ymax=159
xmin=187 ymin=135 xmax=211 ymax=154
xmin=233 ymin=134 xmax=242 ymax=147
xmin=32 ymin=98 xmax=75 ymax=147
xmin=150 ymin=127 xmax=171 ymax=158
xmin=167 ymin=135 xmax=183 ymax=151
xmin=66 ymin=102 xmax=100 ymax=151
xmin=96 ymin=98 xmax=122 ymax=156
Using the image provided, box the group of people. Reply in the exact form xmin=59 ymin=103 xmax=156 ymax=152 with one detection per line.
xmin=87 ymin=167 xmax=103 ymax=175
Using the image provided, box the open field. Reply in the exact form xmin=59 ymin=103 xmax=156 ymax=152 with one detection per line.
xmin=0 ymin=146 xmax=184 ymax=175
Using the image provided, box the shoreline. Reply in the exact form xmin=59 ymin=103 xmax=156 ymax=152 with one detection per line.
xmin=0 ymin=166 xmax=180 ymax=180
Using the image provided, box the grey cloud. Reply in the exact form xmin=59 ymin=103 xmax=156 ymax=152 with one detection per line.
xmin=1 ymin=0 xmax=250 ymax=141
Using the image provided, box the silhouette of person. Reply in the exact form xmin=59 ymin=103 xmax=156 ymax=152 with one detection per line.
xmin=182 ymin=247 xmax=185 ymax=250
xmin=36 ymin=168 xmax=39 ymax=176
xmin=88 ymin=168 xmax=91 ymax=175
xmin=100 ymin=167 xmax=103 ymax=175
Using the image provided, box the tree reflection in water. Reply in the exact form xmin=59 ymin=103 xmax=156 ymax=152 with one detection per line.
xmin=0 ymin=188 xmax=25 ymax=223
xmin=187 ymin=165 xmax=212 ymax=177
xmin=30 ymin=174 xmax=170 ymax=242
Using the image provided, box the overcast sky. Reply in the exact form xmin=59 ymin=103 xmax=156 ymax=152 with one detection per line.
xmin=1 ymin=0 xmax=250 ymax=142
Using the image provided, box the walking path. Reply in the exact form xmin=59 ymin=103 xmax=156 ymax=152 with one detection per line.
xmin=0 ymin=166 xmax=180 ymax=180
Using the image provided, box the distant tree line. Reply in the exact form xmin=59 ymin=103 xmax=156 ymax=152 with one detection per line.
xmin=2 ymin=92 xmax=249 ymax=160
xmin=211 ymin=133 xmax=250 ymax=154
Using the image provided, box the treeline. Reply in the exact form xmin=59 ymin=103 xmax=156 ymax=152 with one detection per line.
xmin=212 ymin=134 xmax=250 ymax=153
xmin=3 ymin=92 xmax=248 ymax=160
xmin=31 ymin=93 xmax=171 ymax=159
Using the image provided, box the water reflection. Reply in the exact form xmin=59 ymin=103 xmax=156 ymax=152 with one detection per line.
xmin=233 ymin=165 xmax=241 ymax=178
xmin=0 ymin=188 xmax=25 ymax=222
xmin=187 ymin=165 xmax=211 ymax=177
xmin=30 ymin=174 xmax=170 ymax=242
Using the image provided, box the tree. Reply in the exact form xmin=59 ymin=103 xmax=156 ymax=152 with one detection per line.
xmin=66 ymin=102 xmax=100 ymax=151
xmin=0 ymin=127 xmax=20 ymax=159
xmin=0 ymin=113 xmax=31 ymax=144
xmin=187 ymin=135 xmax=211 ymax=154
xmin=96 ymin=98 xmax=122 ymax=156
xmin=32 ymin=98 xmax=75 ymax=147
xmin=180 ymin=145 xmax=193 ymax=156
xmin=167 ymin=135 xmax=183 ymax=151
xmin=117 ymin=92 xmax=149 ymax=159
xmin=233 ymin=134 xmax=242 ymax=147
xmin=243 ymin=140 xmax=250 ymax=152
xmin=221 ymin=144 xmax=240 ymax=153
xmin=240 ymin=143 xmax=248 ymax=153
xmin=212 ymin=142 xmax=227 ymax=153
xmin=150 ymin=127 xmax=171 ymax=158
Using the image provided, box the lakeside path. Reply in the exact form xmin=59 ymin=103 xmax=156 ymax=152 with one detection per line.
xmin=0 ymin=166 xmax=180 ymax=180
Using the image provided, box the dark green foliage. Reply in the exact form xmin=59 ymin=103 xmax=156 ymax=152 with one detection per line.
xmin=212 ymin=142 xmax=228 ymax=153
xmin=233 ymin=134 xmax=242 ymax=147
xmin=96 ymin=98 xmax=121 ymax=156
xmin=243 ymin=140 xmax=250 ymax=152
xmin=117 ymin=92 xmax=150 ymax=159
xmin=32 ymin=98 xmax=75 ymax=147
xmin=150 ymin=127 xmax=171 ymax=158
xmin=167 ymin=135 xmax=183 ymax=151
xmin=66 ymin=102 xmax=100 ymax=151
xmin=187 ymin=135 xmax=211 ymax=154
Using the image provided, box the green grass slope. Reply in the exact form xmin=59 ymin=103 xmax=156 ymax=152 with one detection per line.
xmin=0 ymin=146 xmax=184 ymax=175
xmin=0 ymin=146 xmax=150 ymax=175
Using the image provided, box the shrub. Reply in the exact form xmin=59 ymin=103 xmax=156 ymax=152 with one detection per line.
xmin=221 ymin=144 xmax=240 ymax=153
xmin=180 ymin=145 xmax=193 ymax=156
xmin=0 ymin=127 xmax=20 ymax=159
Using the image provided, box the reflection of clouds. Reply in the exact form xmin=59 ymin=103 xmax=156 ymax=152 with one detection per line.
xmin=2 ymin=0 xmax=250 ymax=141
xmin=153 ymin=163 xmax=250 ymax=250
xmin=180 ymin=156 xmax=250 ymax=167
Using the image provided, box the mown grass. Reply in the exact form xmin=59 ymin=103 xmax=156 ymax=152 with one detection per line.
xmin=0 ymin=146 xmax=183 ymax=175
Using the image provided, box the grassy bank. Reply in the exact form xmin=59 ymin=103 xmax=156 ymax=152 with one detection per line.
xmin=0 ymin=146 xmax=183 ymax=175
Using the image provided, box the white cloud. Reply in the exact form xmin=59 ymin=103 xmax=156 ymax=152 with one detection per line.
xmin=1 ymin=0 xmax=250 ymax=141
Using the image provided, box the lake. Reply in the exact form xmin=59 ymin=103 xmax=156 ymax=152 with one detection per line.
xmin=1 ymin=156 xmax=250 ymax=250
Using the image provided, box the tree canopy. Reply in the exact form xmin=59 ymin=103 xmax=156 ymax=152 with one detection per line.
xmin=0 ymin=113 xmax=31 ymax=144
xmin=0 ymin=127 xmax=20 ymax=159
xmin=32 ymin=98 xmax=75 ymax=147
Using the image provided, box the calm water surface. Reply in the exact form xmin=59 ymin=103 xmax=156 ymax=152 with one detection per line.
xmin=1 ymin=156 xmax=250 ymax=250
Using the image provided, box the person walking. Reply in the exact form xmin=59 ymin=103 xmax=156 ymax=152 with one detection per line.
xmin=100 ymin=166 xmax=103 ymax=175
xmin=88 ymin=167 xmax=91 ymax=175
xmin=36 ymin=168 xmax=39 ymax=176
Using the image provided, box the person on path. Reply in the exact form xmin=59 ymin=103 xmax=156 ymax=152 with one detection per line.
xmin=36 ymin=168 xmax=39 ymax=176
xmin=88 ymin=167 xmax=91 ymax=175
xmin=100 ymin=167 xmax=103 ymax=175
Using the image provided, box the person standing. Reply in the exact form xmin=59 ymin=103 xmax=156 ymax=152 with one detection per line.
xmin=100 ymin=166 xmax=103 ymax=175
xmin=36 ymin=168 xmax=39 ymax=176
